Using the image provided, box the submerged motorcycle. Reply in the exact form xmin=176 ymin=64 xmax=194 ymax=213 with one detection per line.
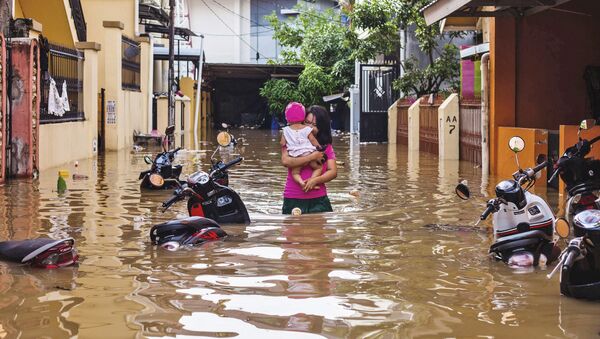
xmin=456 ymin=136 xmax=559 ymax=267
xmin=546 ymin=118 xmax=600 ymax=299
xmin=149 ymin=129 xmax=249 ymax=250
xmin=0 ymin=238 xmax=79 ymax=268
xmin=139 ymin=125 xmax=185 ymax=190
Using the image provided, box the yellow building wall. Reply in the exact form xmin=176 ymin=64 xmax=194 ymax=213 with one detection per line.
xmin=39 ymin=121 xmax=96 ymax=170
xmin=16 ymin=0 xmax=76 ymax=47
xmin=39 ymin=45 xmax=100 ymax=171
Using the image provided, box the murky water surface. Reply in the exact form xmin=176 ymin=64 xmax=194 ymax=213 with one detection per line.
xmin=0 ymin=130 xmax=598 ymax=338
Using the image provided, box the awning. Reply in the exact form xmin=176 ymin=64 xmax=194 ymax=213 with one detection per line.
xmin=422 ymin=0 xmax=574 ymax=26
xmin=153 ymin=47 xmax=202 ymax=61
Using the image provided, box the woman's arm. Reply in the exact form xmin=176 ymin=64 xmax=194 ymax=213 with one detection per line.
xmin=281 ymin=146 xmax=323 ymax=168
xmin=303 ymin=158 xmax=337 ymax=191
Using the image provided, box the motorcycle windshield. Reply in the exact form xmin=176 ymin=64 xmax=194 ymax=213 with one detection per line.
xmin=155 ymin=154 xmax=170 ymax=166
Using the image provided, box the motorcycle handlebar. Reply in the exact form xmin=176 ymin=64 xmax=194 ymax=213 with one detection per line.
xmin=161 ymin=194 xmax=182 ymax=211
xmin=532 ymin=161 xmax=548 ymax=174
xmin=220 ymin=157 xmax=243 ymax=172
xmin=562 ymin=247 xmax=580 ymax=272
xmin=480 ymin=203 xmax=495 ymax=220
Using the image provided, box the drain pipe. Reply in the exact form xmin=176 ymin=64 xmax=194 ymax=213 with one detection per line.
xmin=193 ymin=35 xmax=204 ymax=143
xmin=481 ymin=52 xmax=490 ymax=176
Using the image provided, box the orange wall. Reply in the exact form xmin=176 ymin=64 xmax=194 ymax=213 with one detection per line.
xmin=490 ymin=17 xmax=516 ymax=174
xmin=497 ymin=127 xmax=548 ymax=189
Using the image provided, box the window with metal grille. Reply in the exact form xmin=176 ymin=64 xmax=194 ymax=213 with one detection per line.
xmin=40 ymin=43 xmax=85 ymax=124
xmin=122 ymin=36 xmax=141 ymax=91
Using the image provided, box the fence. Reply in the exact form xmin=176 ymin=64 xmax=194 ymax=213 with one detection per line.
xmin=396 ymin=99 xmax=411 ymax=145
xmin=419 ymin=96 xmax=444 ymax=155
xmin=40 ymin=43 xmax=84 ymax=124
xmin=459 ymin=100 xmax=482 ymax=165
xmin=122 ymin=36 xmax=141 ymax=91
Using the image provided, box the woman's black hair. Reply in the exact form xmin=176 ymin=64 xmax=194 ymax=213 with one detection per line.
xmin=307 ymin=105 xmax=332 ymax=146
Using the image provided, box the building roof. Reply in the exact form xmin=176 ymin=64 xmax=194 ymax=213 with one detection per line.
xmin=422 ymin=0 xmax=574 ymax=26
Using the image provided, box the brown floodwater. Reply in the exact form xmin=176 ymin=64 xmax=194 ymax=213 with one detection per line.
xmin=0 ymin=129 xmax=598 ymax=338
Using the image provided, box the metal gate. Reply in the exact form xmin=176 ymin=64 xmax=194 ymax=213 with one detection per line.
xmin=359 ymin=64 xmax=398 ymax=142
xmin=459 ymin=100 xmax=482 ymax=165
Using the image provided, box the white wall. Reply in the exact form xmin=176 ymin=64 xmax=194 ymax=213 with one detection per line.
xmin=188 ymin=0 xmax=250 ymax=63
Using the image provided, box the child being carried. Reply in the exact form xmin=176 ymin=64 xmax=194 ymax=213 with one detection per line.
xmin=280 ymin=102 xmax=324 ymax=188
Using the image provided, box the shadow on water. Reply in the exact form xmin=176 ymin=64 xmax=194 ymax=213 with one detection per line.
xmin=0 ymin=129 xmax=598 ymax=337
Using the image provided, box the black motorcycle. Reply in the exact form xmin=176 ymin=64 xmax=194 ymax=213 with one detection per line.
xmin=149 ymin=130 xmax=249 ymax=251
xmin=547 ymin=119 xmax=600 ymax=299
xmin=0 ymin=238 xmax=79 ymax=268
xmin=161 ymin=156 xmax=249 ymax=225
xmin=139 ymin=126 xmax=185 ymax=190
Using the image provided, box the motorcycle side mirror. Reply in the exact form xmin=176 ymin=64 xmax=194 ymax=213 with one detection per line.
xmin=555 ymin=217 xmax=570 ymax=238
xmin=144 ymin=156 xmax=153 ymax=164
xmin=217 ymin=131 xmax=232 ymax=147
xmin=508 ymin=136 xmax=525 ymax=153
xmin=455 ymin=181 xmax=471 ymax=200
xmin=580 ymin=119 xmax=596 ymax=131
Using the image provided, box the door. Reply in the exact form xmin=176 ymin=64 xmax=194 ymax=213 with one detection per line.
xmin=359 ymin=64 xmax=398 ymax=142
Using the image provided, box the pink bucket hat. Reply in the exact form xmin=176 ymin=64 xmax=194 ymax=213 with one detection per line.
xmin=284 ymin=102 xmax=305 ymax=123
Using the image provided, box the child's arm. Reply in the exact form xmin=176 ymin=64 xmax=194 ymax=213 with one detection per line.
xmin=280 ymin=134 xmax=287 ymax=147
xmin=307 ymin=133 xmax=321 ymax=149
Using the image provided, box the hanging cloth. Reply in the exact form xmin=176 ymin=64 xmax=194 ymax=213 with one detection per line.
xmin=61 ymin=80 xmax=70 ymax=112
xmin=48 ymin=77 xmax=65 ymax=117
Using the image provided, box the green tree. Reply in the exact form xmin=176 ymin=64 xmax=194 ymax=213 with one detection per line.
xmin=260 ymin=7 xmax=354 ymax=117
xmin=346 ymin=0 xmax=461 ymax=97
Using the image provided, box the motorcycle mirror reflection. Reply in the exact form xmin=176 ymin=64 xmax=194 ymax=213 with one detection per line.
xmin=580 ymin=119 xmax=596 ymax=131
xmin=555 ymin=218 xmax=570 ymax=238
xmin=217 ymin=131 xmax=232 ymax=147
xmin=455 ymin=181 xmax=471 ymax=200
xmin=508 ymin=136 xmax=525 ymax=153
xmin=144 ymin=156 xmax=153 ymax=164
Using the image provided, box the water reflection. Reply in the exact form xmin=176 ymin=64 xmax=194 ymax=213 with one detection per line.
xmin=0 ymin=129 xmax=600 ymax=337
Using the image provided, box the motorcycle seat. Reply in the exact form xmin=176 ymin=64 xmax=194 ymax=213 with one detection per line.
xmin=0 ymin=238 xmax=74 ymax=263
xmin=490 ymin=230 xmax=551 ymax=254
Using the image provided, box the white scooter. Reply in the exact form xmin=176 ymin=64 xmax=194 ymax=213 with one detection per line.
xmin=456 ymin=136 xmax=560 ymax=267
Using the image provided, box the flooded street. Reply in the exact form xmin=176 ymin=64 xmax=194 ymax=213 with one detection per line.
xmin=0 ymin=129 xmax=598 ymax=338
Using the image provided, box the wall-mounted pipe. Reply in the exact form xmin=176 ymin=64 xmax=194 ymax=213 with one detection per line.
xmin=193 ymin=35 xmax=204 ymax=143
xmin=481 ymin=52 xmax=490 ymax=176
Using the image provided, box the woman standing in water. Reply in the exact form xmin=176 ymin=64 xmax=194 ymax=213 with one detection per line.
xmin=281 ymin=105 xmax=337 ymax=214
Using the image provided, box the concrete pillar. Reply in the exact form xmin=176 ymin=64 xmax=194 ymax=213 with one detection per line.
xmin=438 ymin=93 xmax=460 ymax=160
xmin=102 ymin=21 xmax=124 ymax=151
xmin=387 ymin=99 xmax=399 ymax=144
xmin=137 ymin=36 xmax=153 ymax=134
xmin=407 ymin=98 xmax=421 ymax=151
xmin=75 ymin=42 xmax=101 ymax=155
